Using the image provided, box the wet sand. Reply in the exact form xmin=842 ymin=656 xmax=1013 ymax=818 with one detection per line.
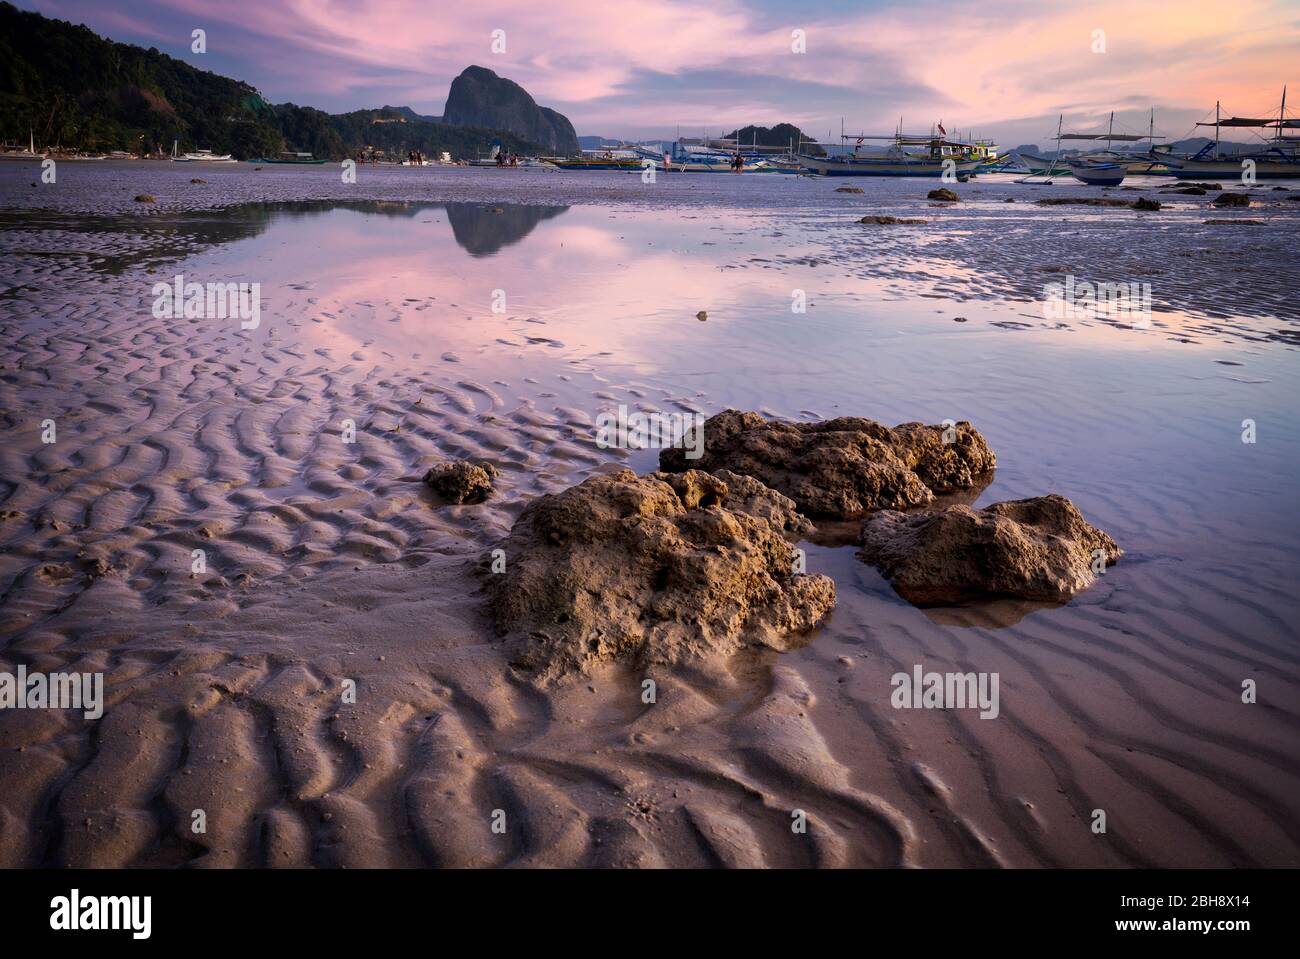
xmin=1 ymin=163 xmax=1297 ymax=867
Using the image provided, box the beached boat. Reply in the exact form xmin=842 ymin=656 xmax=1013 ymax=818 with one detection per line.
xmin=1163 ymin=90 xmax=1300 ymax=179
xmin=551 ymin=150 xmax=643 ymax=171
xmin=171 ymin=142 xmax=236 ymax=163
xmin=252 ymin=151 xmax=326 ymax=164
xmin=1068 ymin=160 xmax=1125 ymax=186
xmin=0 ymin=131 xmax=44 ymax=161
xmin=799 ymin=133 xmax=981 ymax=178
xmin=1058 ymin=111 xmax=1176 ymax=183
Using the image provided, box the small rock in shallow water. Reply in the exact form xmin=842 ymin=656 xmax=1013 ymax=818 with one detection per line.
xmin=423 ymin=460 xmax=498 ymax=504
xmin=834 ymin=186 xmax=864 ymax=193
xmin=1213 ymin=193 xmax=1251 ymax=207
xmin=927 ymin=188 xmax=959 ymax=202
xmin=1132 ymin=198 xmax=1161 ymax=211
xmin=696 ymin=310 xmax=707 ymax=321
xmin=134 ymin=194 xmax=155 ymax=203
xmin=859 ymin=494 xmax=1121 ymax=605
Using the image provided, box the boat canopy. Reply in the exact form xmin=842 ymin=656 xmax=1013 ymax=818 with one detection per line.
xmin=1196 ymin=117 xmax=1300 ymax=128
xmin=1060 ymin=133 xmax=1153 ymax=141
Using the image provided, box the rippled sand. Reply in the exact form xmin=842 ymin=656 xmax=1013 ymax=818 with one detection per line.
xmin=1 ymin=164 xmax=1297 ymax=867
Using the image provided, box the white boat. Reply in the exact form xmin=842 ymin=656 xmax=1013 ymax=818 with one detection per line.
xmin=170 ymin=141 xmax=235 ymax=163
xmin=0 ymin=130 xmax=44 ymax=161
xmin=1067 ymin=160 xmax=1125 ymax=186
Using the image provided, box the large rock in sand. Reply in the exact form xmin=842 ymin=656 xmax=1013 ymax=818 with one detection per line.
xmin=659 ymin=410 xmax=995 ymax=518
xmin=486 ymin=468 xmax=834 ymax=677
xmin=859 ymin=494 xmax=1122 ymax=605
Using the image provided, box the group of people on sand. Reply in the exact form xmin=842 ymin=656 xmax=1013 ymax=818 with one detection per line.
xmin=495 ymin=151 xmax=522 ymax=167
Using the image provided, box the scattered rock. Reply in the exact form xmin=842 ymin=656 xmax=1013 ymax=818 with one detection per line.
xmin=1132 ymin=197 xmax=1161 ymax=211
xmin=190 ymin=178 xmax=206 ymax=184
xmin=927 ymin=188 xmax=959 ymax=202
xmin=253 ymin=166 xmax=263 ymax=171
xmin=1170 ymin=181 xmax=1221 ymax=190
xmin=423 ymin=460 xmax=498 ymax=504
xmin=834 ymin=186 xmax=864 ymax=193
xmin=1204 ymin=219 xmax=1266 ymax=226
xmin=1003 ymin=198 xmax=1016 ymax=203
xmin=1213 ymin=192 xmax=1251 ymax=207
xmin=953 ymin=316 xmax=968 ymax=322
xmin=859 ymin=494 xmax=1122 ymax=605
xmin=133 ymin=194 xmax=155 ymax=203
xmin=485 ymin=468 xmax=834 ymax=677
xmin=696 ymin=310 xmax=707 ymax=322
xmin=659 ymin=410 xmax=995 ymax=519
xmin=859 ymin=215 xmax=927 ymax=225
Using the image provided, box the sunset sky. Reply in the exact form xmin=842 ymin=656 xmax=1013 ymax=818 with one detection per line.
xmin=20 ymin=0 xmax=1300 ymax=147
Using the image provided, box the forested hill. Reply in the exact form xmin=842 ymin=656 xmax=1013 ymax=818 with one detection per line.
xmin=0 ymin=2 xmax=547 ymax=159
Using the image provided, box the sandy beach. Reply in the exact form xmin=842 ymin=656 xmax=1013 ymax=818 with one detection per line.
xmin=1 ymin=162 xmax=1298 ymax=868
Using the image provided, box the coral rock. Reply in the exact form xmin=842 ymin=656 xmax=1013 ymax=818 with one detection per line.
xmin=423 ymin=460 xmax=498 ymax=504
xmin=659 ymin=410 xmax=995 ymax=519
xmin=859 ymin=494 xmax=1122 ymax=605
xmin=486 ymin=468 xmax=833 ymax=678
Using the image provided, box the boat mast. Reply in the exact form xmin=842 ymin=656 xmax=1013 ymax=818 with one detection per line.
xmin=1049 ymin=114 xmax=1063 ymax=177
xmin=1279 ymin=85 xmax=1288 ymax=144
xmin=1215 ymin=101 xmax=1220 ymax=159
xmin=1106 ymin=111 xmax=1114 ymax=153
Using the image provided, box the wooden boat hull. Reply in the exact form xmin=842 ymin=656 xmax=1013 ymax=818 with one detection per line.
xmin=1069 ymin=162 xmax=1125 ymax=186
xmin=1160 ymin=156 xmax=1300 ymax=179
xmin=552 ymin=159 xmax=642 ymax=171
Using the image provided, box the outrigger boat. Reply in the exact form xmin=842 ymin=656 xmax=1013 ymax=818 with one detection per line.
xmin=1164 ymin=88 xmax=1300 ymax=179
xmin=252 ymin=151 xmax=326 ymax=164
xmin=550 ymin=149 xmax=642 ymax=171
xmin=1060 ymin=111 xmax=1173 ymax=182
xmin=798 ymin=130 xmax=982 ymax=178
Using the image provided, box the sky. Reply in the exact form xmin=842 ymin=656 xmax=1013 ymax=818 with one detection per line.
xmin=19 ymin=0 xmax=1300 ymax=148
